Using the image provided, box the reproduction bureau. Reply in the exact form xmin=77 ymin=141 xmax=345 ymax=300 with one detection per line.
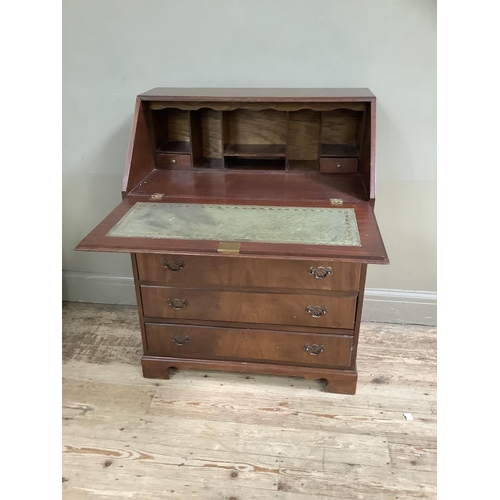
xmin=77 ymin=88 xmax=388 ymax=395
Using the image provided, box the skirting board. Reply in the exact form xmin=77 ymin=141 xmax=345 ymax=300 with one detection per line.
xmin=62 ymin=271 xmax=437 ymax=326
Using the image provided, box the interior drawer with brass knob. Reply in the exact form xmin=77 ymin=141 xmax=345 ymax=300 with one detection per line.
xmin=156 ymin=153 xmax=192 ymax=169
xmin=145 ymin=323 xmax=353 ymax=368
xmin=136 ymin=254 xmax=361 ymax=291
xmin=319 ymin=158 xmax=358 ymax=173
xmin=140 ymin=285 xmax=357 ymax=329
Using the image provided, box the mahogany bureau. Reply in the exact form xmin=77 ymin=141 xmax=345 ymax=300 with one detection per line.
xmin=77 ymin=88 xmax=388 ymax=395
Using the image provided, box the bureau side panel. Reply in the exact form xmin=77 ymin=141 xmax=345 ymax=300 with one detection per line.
xmin=122 ymin=99 xmax=155 ymax=197
xmin=350 ymin=263 xmax=368 ymax=369
xmin=130 ymin=253 xmax=148 ymax=352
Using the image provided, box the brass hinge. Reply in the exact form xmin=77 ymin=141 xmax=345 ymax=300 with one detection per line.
xmin=330 ymin=198 xmax=343 ymax=206
xmin=150 ymin=193 xmax=164 ymax=200
xmin=217 ymin=242 xmax=241 ymax=254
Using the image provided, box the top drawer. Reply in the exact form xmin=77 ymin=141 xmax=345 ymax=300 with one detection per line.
xmin=136 ymin=254 xmax=361 ymax=291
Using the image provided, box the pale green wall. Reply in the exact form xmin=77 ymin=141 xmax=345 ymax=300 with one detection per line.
xmin=63 ymin=0 xmax=436 ymax=295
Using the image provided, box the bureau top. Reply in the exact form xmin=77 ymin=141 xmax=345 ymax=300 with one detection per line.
xmin=138 ymin=88 xmax=376 ymax=102
xmin=76 ymin=86 xmax=387 ymax=263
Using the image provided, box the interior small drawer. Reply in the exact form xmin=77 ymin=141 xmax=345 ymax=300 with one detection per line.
xmin=156 ymin=153 xmax=192 ymax=169
xmin=136 ymin=254 xmax=361 ymax=292
xmin=140 ymin=286 xmax=357 ymax=330
xmin=145 ymin=323 xmax=353 ymax=368
xmin=319 ymin=158 xmax=358 ymax=173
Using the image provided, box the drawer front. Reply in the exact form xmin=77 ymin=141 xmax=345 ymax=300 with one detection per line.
xmin=141 ymin=286 xmax=357 ymax=329
xmin=136 ymin=254 xmax=361 ymax=291
xmin=145 ymin=323 xmax=353 ymax=368
xmin=319 ymin=158 xmax=358 ymax=173
xmin=156 ymin=153 xmax=192 ymax=169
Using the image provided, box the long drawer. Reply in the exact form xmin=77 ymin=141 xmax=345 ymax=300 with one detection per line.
xmin=145 ymin=323 xmax=353 ymax=368
xmin=140 ymin=286 xmax=357 ymax=329
xmin=136 ymin=254 xmax=361 ymax=291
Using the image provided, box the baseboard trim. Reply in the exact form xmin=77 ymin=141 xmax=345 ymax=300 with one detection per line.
xmin=62 ymin=271 xmax=437 ymax=326
xmin=363 ymin=288 xmax=436 ymax=326
xmin=62 ymin=271 xmax=137 ymax=305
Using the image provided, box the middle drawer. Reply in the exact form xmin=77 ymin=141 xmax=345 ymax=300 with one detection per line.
xmin=140 ymin=286 xmax=357 ymax=329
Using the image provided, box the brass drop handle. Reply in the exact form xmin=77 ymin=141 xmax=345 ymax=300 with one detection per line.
xmin=167 ymin=298 xmax=188 ymax=310
xmin=171 ymin=334 xmax=190 ymax=346
xmin=309 ymin=266 xmax=333 ymax=279
xmin=305 ymin=305 xmax=328 ymax=318
xmin=304 ymin=343 xmax=325 ymax=355
xmin=163 ymin=259 xmax=185 ymax=272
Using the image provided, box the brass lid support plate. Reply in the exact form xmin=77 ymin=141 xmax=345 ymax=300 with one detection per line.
xmin=217 ymin=242 xmax=241 ymax=254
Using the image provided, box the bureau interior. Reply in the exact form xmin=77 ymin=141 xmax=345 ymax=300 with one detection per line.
xmin=125 ymin=100 xmax=374 ymax=204
xmin=149 ymin=102 xmax=368 ymax=173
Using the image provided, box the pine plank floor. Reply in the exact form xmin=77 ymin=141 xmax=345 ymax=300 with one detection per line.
xmin=62 ymin=302 xmax=437 ymax=499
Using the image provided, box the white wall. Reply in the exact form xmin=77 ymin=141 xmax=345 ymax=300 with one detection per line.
xmin=63 ymin=0 xmax=436 ymax=324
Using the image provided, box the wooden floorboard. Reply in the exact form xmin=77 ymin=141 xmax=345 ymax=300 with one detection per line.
xmin=62 ymin=302 xmax=437 ymax=499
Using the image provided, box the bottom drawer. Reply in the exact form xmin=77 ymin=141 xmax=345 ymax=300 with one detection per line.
xmin=145 ymin=323 xmax=353 ymax=369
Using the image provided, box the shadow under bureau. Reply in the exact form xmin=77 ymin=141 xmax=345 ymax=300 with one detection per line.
xmin=77 ymin=88 xmax=388 ymax=395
